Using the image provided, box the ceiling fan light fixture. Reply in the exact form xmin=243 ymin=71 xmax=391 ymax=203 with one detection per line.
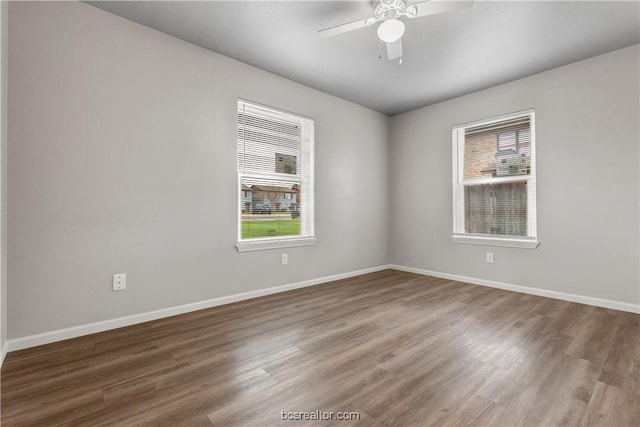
xmin=377 ymin=18 xmax=405 ymax=43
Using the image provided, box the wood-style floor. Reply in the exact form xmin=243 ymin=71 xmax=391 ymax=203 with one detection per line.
xmin=2 ymin=270 xmax=639 ymax=426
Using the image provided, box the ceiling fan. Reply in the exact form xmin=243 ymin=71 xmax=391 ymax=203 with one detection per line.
xmin=319 ymin=0 xmax=473 ymax=62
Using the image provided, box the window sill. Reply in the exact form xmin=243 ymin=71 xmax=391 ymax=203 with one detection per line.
xmin=236 ymin=237 xmax=317 ymax=253
xmin=452 ymin=234 xmax=540 ymax=249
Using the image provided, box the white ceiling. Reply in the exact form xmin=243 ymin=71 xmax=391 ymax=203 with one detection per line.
xmin=87 ymin=1 xmax=640 ymax=116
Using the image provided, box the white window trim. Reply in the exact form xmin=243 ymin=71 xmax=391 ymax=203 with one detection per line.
xmin=235 ymin=100 xmax=315 ymax=252
xmin=452 ymin=234 xmax=540 ymax=249
xmin=236 ymin=237 xmax=317 ymax=253
xmin=452 ymin=109 xmax=539 ymax=249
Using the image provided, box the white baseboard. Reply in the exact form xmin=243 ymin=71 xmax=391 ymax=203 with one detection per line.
xmin=7 ymin=265 xmax=392 ymax=352
xmin=1 ymin=343 xmax=6 ymax=367
xmin=390 ymin=264 xmax=640 ymax=314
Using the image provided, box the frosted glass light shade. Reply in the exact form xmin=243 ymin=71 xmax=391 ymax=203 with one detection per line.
xmin=377 ymin=19 xmax=405 ymax=43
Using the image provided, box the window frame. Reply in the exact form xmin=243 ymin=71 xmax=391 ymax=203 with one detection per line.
xmin=235 ymin=99 xmax=316 ymax=253
xmin=452 ymin=109 xmax=539 ymax=249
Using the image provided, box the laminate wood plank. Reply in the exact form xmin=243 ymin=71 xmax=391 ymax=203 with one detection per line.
xmin=124 ymin=367 xmax=277 ymax=427
xmin=206 ymin=365 xmax=388 ymax=426
xmin=477 ymin=333 xmax=574 ymax=407
xmin=566 ymin=309 xmax=621 ymax=366
xmin=72 ymin=366 xmax=278 ymax=427
xmin=599 ymin=312 xmax=640 ymax=394
xmin=428 ymin=395 xmax=506 ymax=427
xmin=2 ymin=270 xmax=638 ymax=426
xmin=365 ymin=358 xmax=498 ymax=426
xmin=2 ymin=352 xmax=177 ymax=410
xmin=0 ymin=389 xmax=105 ymax=426
xmin=551 ymin=302 xmax=598 ymax=338
xmin=175 ymin=415 xmax=215 ymax=427
xmin=2 ymin=338 xmax=167 ymax=390
xmin=581 ymin=381 xmax=640 ymax=426
xmin=101 ymin=344 xmax=299 ymax=407
xmin=0 ymin=340 xmax=97 ymax=374
xmin=520 ymin=293 xmax=573 ymax=319
xmin=517 ymin=354 xmax=601 ymax=426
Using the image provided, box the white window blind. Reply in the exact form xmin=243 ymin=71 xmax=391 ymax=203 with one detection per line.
xmin=237 ymin=100 xmax=314 ymax=251
xmin=452 ymin=110 xmax=538 ymax=248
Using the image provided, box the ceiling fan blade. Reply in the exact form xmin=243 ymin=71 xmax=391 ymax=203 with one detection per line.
xmin=406 ymin=0 xmax=474 ymax=19
xmin=318 ymin=17 xmax=377 ymax=38
xmin=386 ymin=39 xmax=403 ymax=60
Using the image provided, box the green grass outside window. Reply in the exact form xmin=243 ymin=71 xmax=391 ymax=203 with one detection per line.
xmin=241 ymin=219 xmax=301 ymax=239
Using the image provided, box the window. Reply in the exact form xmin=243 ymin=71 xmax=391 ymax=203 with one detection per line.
xmin=452 ymin=110 xmax=539 ymax=248
xmin=498 ymin=128 xmax=530 ymax=156
xmin=236 ymin=100 xmax=315 ymax=252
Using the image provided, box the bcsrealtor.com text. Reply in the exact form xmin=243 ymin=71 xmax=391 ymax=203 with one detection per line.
xmin=281 ymin=410 xmax=361 ymax=421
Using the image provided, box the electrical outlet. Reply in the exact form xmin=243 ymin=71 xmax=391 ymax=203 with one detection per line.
xmin=281 ymin=254 xmax=288 ymax=265
xmin=486 ymin=252 xmax=494 ymax=264
xmin=113 ymin=273 xmax=126 ymax=291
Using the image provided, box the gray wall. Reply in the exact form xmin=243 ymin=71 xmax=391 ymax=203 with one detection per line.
xmin=1 ymin=0 xmax=7 ymax=356
xmin=389 ymin=45 xmax=639 ymax=306
xmin=7 ymin=2 xmax=389 ymax=339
